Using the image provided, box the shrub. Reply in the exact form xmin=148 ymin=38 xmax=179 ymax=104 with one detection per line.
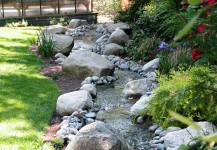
xmin=5 ymin=19 xmax=28 ymax=27
xmin=143 ymin=66 xmax=217 ymax=128
xmin=37 ymin=29 xmax=55 ymax=57
xmin=124 ymin=30 xmax=160 ymax=61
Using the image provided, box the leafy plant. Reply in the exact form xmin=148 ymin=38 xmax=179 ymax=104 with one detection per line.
xmin=142 ymin=66 xmax=217 ymax=128
xmin=53 ymin=137 xmax=64 ymax=150
xmin=124 ymin=31 xmax=160 ymax=61
xmin=37 ymin=29 xmax=55 ymax=57
xmin=5 ymin=19 xmax=28 ymax=27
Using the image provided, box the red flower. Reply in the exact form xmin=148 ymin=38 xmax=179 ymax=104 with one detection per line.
xmin=192 ymin=50 xmax=203 ymax=61
xmin=207 ymin=0 xmax=215 ymax=4
xmin=198 ymin=23 xmax=206 ymax=33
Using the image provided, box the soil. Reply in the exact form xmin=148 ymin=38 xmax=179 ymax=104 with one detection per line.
xmin=30 ymin=44 xmax=84 ymax=147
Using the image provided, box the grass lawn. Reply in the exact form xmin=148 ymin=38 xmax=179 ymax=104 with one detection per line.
xmin=0 ymin=27 xmax=59 ymax=150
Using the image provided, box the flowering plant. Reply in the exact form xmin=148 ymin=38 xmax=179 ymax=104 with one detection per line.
xmin=178 ymin=0 xmax=217 ymax=64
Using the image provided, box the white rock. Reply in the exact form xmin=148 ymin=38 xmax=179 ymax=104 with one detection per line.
xmin=123 ymin=79 xmax=152 ymax=98
xmin=164 ymin=122 xmax=217 ymax=150
xmin=56 ymin=90 xmax=93 ymax=116
xmin=142 ymin=58 xmax=160 ymax=72
xmin=130 ymin=96 xmax=152 ymax=116
xmin=80 ymin=84 xmax=97 ymax=97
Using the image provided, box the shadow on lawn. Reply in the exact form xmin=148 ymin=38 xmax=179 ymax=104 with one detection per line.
xmin=0 ymin=73 xmax=60 ymax=131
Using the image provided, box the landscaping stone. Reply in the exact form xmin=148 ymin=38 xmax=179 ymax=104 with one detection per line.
xmin=142 ymin=58 xmax=160 ymax=72
xmin=130 ymin=96 xmax=152 ymax=116
xmin=52 ymin=34 xmax=74 ymax=54
xmin=123 ymin=79 xmax=152 ymax=98
xmin=43 ymin=25 xmax=66 ymax=34
xmin=108 ymin=29 xmax=129 ymax=46
xmin=55 ymin=53 xmax=67 ymax=59
xmin=56 ymin=90 xmax=93 ymax=116
xmin=149 ymin=124 xmax=159 ymax=132
xmin=65 ymin=121 xmax=130 ymax=150
xmin=62 ymin=50 xmax=115 ymax=78
xmin=85 ymin=112 xmax=96 ymax=118
xmin=103 ymin=43 xmax=124 ymax=56
xmin=106 ymin=22 xmax=130 ymax=33
xmin=69 ymin=19 xmax=81 ymax=28
xmin=164 ymin=122 xmax=217 ymax=149
xmin=80 ymin=84 xmax=97 ymax=98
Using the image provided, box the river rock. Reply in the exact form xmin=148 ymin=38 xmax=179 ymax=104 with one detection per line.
xmin=52 ymin=34 xmax=74 ymax=54
xmin=55 ymin=53 xmax=67 ymax=59
xmin=130 ymin=96 xmax=152 ymax=116
xmin=103 ymin=43 xmax=124 ymax=56
xmin=56 ymin=90 xmax=93 ymax=116
xmin=106 ymin=22 xmax=130 ymax=33
xmin=164 ymin=122 xmax=217 ymax=149
xmin=96 ymin=34 xmax=110 ymax=44
xmin=65 ymin=121 xmax=130 ymax=150
xmin=142 ymin=58 xmax=160 ymax=72
xmin=69 ymin=19 xmax=81 ymax=28
xmin=123 ymin=79 xmax=152 ymax=98
xmin=43 ymin=25 xmax=66 ymax=34
xmin=108 ymin=29 xmax=129 ymax=46
xmin=62 ymin=50 xmax=115 ymax=78
xmin=80 ymin=84 xmax=97 ymax=98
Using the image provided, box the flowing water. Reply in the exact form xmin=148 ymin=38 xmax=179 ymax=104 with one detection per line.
xmin=95 ymin=69 xmax=152 ymax=150
xmin=75 ymin=34 xmax=152 ymax=150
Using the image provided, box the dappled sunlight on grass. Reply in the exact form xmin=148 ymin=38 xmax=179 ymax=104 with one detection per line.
xmin=0 ymin=27 xmax=59 ymax=149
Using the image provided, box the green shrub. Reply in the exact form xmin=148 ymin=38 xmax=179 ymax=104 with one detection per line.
xmin=5 ymin=19 xmax=28 ymax=27
xmin=93 ymin=0 xmax=121 ymax=15
xmin=143 ymin=66 xmax=217 ymax=128
xmin=37 ymin=29 xmax=55 ymax=57
xmin=125 ymin=31 xmax=160 ymax=61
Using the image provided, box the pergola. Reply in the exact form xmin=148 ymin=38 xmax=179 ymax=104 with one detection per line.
xmin=0 ymin=0 xmax=93 ymax=18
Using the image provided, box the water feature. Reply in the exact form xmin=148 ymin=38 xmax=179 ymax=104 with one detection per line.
xmin=95 ymin=69 xmax=152 ymax=150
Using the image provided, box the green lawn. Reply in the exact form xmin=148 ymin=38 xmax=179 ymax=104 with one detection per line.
xmin=0 ymin=27 xmax=59 ymax=150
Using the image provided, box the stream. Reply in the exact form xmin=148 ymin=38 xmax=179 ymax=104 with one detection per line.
xmin=74 ymin=35 xmax=152 ymax=150
xmin=95 ymin=69 xmax=151 ymax=150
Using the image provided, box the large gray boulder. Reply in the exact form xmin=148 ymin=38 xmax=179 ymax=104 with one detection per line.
xmin=106 ymin=22 xmax=130 ymax=33
xmin=69 ymin=19 xmax=88 ymax=28
xmin=103 ymin=43 xmax=124 ymax=56
xmin=52 ymin=34 xmax=74 ymax=54
xmin=56 ymin=90 xmax=93 ymax=116
xmin=123 ymin=79 xmax=152 ymax=98
xmin=43 ymin=25 xmax=66 ymax=34
xmin=142 ymin=58 xmax=160 ymax=72
xmin=65 ymin=121 xmax=130 ymax=150
xmin=62 ymin=50 xmax=115 ymax=78
xmin=164 ymin=122 xmax=217 ymax=150
xmin=130 ymin=96 xmax=152 ymax=116
xmin=108 ymin=29 xmax=129 ymax=46
xmin=69 ymin=19 xmax=81 ymax=28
